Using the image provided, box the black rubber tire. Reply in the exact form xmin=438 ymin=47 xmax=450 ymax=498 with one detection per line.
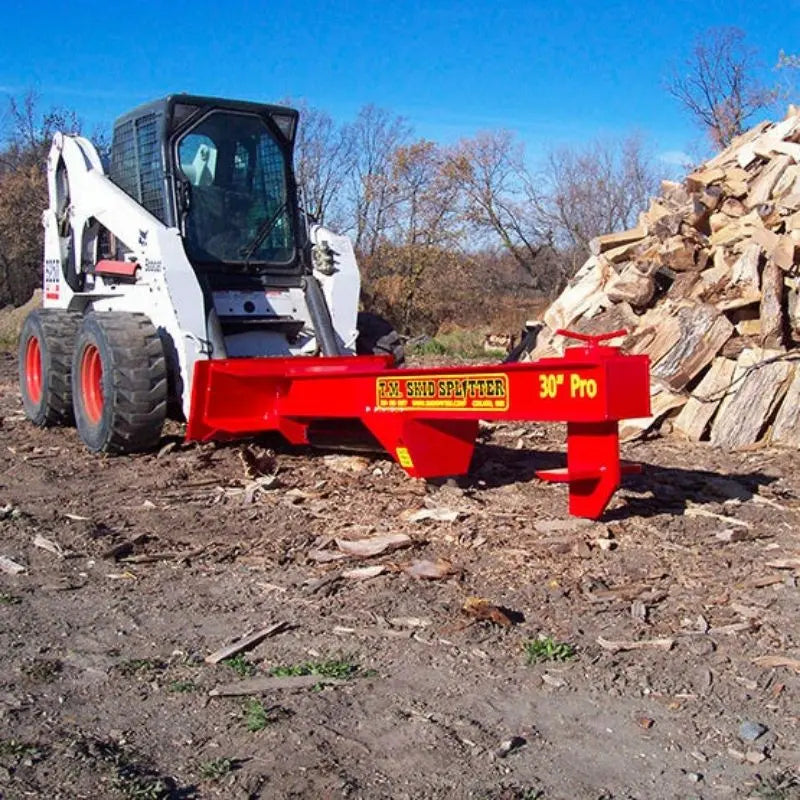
xmin=18 ymin=308 xmax=80 ymax=426
xmin=355 ymin=312 xmax=405 ymax=366
xmin=71 ymin=312 xmax=167 ymax=453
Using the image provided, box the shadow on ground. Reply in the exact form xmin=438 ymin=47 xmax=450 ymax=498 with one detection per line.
xmin=470 ymin=442 xmax=780 ymax=520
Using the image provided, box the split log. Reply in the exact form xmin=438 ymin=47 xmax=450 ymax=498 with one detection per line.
xmin=710 ymin=350 xmax=793 ymax=449
xmin=542 ymin=258 xmax=613 ymax=332
xmin=619 ymin=383 xmax=687 ymax=442
xmin=760 ymin=261 xmax=785 ymax=349
xmin=786 ymin=276 xmax=800 ymax=335
xmin=603 ymin=239 xmax=646 ymax=264
xmin=651 ymin=213 xmax=684 ymax=240
xmin=643 ymin=200 xmax=671 ymax=227
xmin=673 ymin=358 xmax=736 ymax=441
xmin=754 ymin=139 xmax=800 ymax=164
xmin=728 ymin=305 xmax=762 ymax=336
xmin=703 ymin=121 xmax=769 ymax=168
xmin=730 ymin=242 xmax=761 ymax=288
xmin=771 ymin=236 xmax=798 ymax=271
xmin=658 ymin=236 xmax=699 ymax=271
xmin=772 ymin=369 xmax=800 ymax=447
xmin=720 ymin=197 xmax=747 ymax=217
xmin=666 ymin=271 xmax=700 ymax=302
xmin=746 ymin=155 xmax=793 ymax=207
xmin=686 ymin=166 xmax=726 ymax=191
xmin=650 ymin=304 xmax=734 ymax=391
xmin=624 ymin=310 xmax=683 ymax=365
xmin=660 ymin=180 xmax=690 ymax=206
xmin=606 ymin=266 xmax=654 ymax=307
xmin=773 ymin=163 xmax=800 ymax=198
xmin=589 ymin=225 xmax=647 ymax=257
xmin=574 ymin=303 xmax=637 ymax=337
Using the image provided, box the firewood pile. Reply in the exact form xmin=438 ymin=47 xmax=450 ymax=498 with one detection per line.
xmin=527 ymin=107 xmax=800 ymax=448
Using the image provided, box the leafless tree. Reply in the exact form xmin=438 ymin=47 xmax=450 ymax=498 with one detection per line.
xmin=344 ymin=104 xmax=411 ymax=255
xmin=666 ymin=27 xmax=778 ymax=149
xmin=538 ymin=134 xmax=660 ymax=264
xmin=444 ymin=130 xmax=554 ymax=290
xmin=290 ymin=101 xmax=354 ymax=228
xmin=776 ymin=50 xmax=800 ymax=102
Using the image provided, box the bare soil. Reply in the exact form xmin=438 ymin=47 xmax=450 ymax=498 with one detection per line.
xmin=1 ymin=350 xmax=799 ymax=799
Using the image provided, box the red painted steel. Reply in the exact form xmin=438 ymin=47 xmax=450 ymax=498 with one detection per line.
xmin=94 ymin=260 xmax=139 ymax=278
xmin=185 ymin=330 xmax=650 ymax=518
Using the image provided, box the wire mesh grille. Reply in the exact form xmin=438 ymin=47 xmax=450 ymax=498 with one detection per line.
xmin=110 ymin=112 xmax=166 ymax=223
xmin=255 ymin=135 xmax=290 ymax=248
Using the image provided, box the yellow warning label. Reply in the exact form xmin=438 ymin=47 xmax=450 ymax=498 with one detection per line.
xmin=376 ymin=373 xmax=509 ymax=411
xmin=396 ymin=447 xmax=414 ymax=468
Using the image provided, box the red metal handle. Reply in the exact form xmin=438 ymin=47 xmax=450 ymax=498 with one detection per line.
xmin=555 ymin=329 xmax=627 ymax=346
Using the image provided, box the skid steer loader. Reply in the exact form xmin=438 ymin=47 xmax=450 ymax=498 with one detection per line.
xmin=19 ymin=94 xmax=401 ymax=452
xmin=18 ymin=93 xmax=652 ymax=519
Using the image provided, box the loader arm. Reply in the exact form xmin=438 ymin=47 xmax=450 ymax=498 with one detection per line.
xmin=43 ymin=133 xmax=211 ymax=416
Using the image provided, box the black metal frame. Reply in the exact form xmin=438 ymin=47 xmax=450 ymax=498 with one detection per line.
xmin=110 ymin=94 xmax=305 ymax=288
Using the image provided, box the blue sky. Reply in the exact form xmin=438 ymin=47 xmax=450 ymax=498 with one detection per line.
xmin=0 ymin=0 xmax=792 ymax=164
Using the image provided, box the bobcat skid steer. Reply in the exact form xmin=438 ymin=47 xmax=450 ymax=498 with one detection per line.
xmin=19 ymin=94 xmax=400 ymax=452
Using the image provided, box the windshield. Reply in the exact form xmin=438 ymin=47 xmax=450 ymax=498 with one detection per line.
xmin=177 ymin=111 xmax=295 ymax=266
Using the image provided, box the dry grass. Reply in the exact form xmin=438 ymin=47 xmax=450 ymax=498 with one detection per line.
xmin=0 ymin=289 xmax=40 ymax=351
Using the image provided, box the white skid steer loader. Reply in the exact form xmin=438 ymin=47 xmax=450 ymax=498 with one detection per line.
xmin=18 ymin=94 xmax=403 ymax=452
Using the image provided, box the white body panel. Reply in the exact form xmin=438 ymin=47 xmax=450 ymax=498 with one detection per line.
xmin=42 ymin=133 xmax=361 ymax=417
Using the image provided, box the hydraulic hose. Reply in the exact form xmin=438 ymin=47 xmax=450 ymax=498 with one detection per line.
xmin=303 ymin=275 xmax=343 ymax=356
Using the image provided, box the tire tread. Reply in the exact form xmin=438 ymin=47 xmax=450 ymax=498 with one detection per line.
xmin=73 ymin=313 xmax=167 ymax=453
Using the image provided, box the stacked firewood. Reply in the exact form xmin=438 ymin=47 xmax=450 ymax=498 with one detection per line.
xmin=528 ymin=107 xmax=800 ymax=448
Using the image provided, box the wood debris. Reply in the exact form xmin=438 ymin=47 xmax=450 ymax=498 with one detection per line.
xmin=204 ymin=621 xmax=288 ymax=665
xmin=406 ymin=507 xmax=460 ymax=523
xmin=0 ymin=555 xmax=26 ymax=575
xmin=752 ymin=654 xmax=800 ymax=672
xmin=32 ymin=533 xmax=64 ymax=558
xmin=596 ymin=636 xmax=674 ymax=653
xmin=461 ymin=596 xmax=516 ymax=626
xmin=402 ymin=558 xmax=457 ymax=580
xmin=342 ymin=565 xmax=387 ymax=580
xmin=335 ymin=533 xmax=412 ymax=558
xmin=527 ymin=107 xmax=800 ymax=448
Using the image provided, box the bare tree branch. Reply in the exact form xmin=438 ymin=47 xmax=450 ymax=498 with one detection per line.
xmin=665 ymin=27 xmax=778 ymax=149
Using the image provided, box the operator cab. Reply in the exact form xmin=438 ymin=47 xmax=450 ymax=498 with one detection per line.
xmin=109 ymin=94 xmax=302 ymax=289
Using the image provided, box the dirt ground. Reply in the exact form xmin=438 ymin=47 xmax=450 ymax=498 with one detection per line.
xmin=1 ymin=350 xmax=799 ymax=800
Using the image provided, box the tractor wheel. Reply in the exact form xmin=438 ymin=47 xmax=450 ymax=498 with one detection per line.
xmin=71 ymin=313 xmax=167 ymax=453
xmin=18 ymin=308 xmax=80 ymax=426
xmin=356 ymin=312 xmax=405 ymax=366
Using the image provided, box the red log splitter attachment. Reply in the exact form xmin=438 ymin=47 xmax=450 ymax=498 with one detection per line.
xmin=187 ymin=328 xmax=650 ymax=519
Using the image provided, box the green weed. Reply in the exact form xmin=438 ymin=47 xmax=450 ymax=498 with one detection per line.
xmin=166 ymin=679 xmax=196 ymax=693
xmin=199 ymin=757 xmax=233 ymax=781
xmin=222 ymin=653 xmax=257 ymax=677
xmin=0 ymin=739 xmax=44 ymax=762
xmin=524 ymin=636 xmax=575 ymax=664
xmin=412 ymin=337 xmax=448 ymax=356
xmin=0 ymin=592 xmax=21 ymax=605
xmin=408 ymin=328 xmax=486 ymax=359
xmin=268 ymin=658 xmax=358 ymax=680
xmin=111 ymin=772 xmax=169 ymax=800
xmin=69 ymin=735 xmax=175 ymax=799
xmin=243 ymin=698 xmax=270 ymax=732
